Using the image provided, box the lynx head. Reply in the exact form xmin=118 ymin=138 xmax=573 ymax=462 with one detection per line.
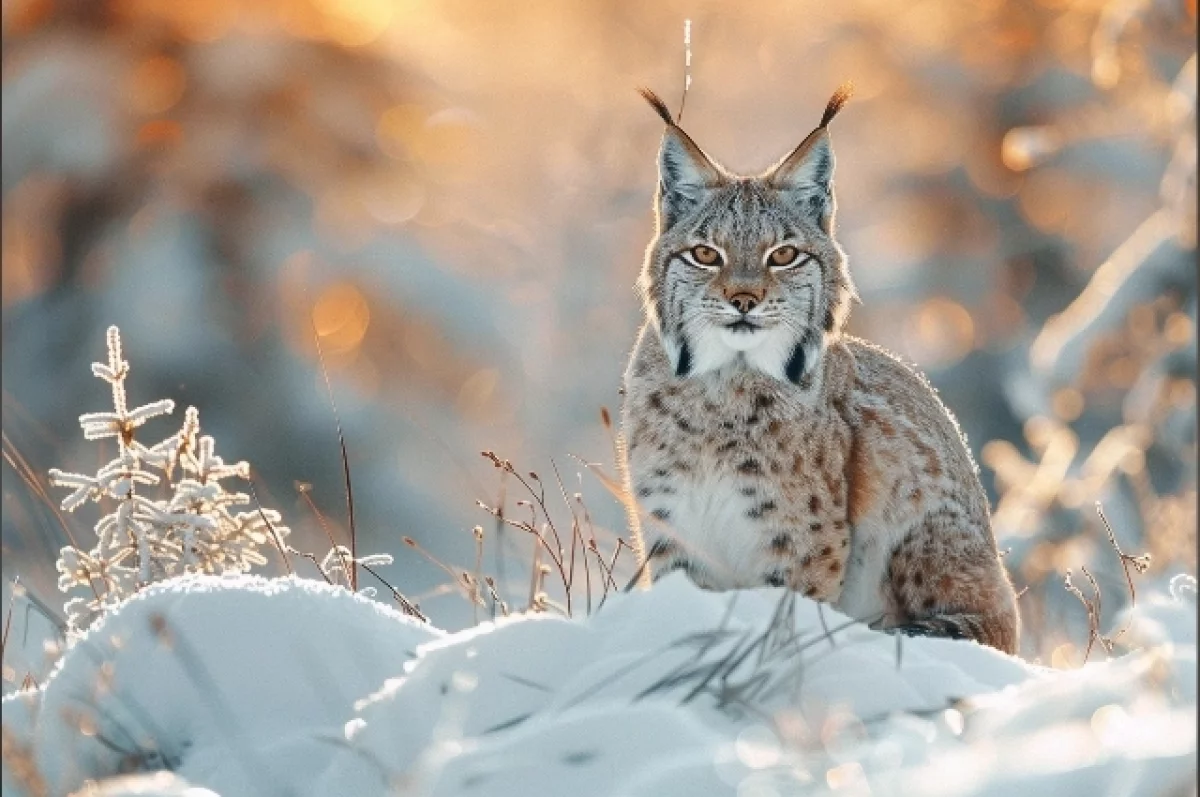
xmin=637 ymin=86 xmax=857 ymax=388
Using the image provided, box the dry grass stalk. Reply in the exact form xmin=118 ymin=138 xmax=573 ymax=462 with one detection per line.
xmin=1063 ymin=502 xmax=1154 ymax=665
xmin=474 ymin=447 xmax=630 ymax=620
xmin=310 ymin=310 xmax=357 ymax=593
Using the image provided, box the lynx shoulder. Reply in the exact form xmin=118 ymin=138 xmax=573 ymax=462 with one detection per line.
xmin=619 ymin=86 xmax=1019 ymax=654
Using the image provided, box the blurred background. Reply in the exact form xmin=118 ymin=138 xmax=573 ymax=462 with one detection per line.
xmin=2 ymin=0 xmax=1195 ymax=673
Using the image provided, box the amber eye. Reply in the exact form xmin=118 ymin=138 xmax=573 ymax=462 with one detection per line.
xmin=769 ymin=246 xmax=800 ymax=267
xmin=690 ymin=245 xmax=722 ymax=266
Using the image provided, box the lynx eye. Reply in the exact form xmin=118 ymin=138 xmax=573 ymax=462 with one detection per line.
xmin=689 ymin=245 xmax=722 ymax=267
xmin=769 ymin=245 xmax=801 ymax=267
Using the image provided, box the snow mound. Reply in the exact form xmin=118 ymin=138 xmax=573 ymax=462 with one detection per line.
xmin=2 ymin=574 xmax=439 ymax=796
xmin=317 ymin=574 xmax=1034 ymax=796
xmin=3 ymin=572 xmax=1195 ymax=797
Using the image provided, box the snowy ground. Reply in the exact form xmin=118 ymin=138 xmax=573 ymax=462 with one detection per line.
xmin=2 ymin=572 xmax=1196 ymax=797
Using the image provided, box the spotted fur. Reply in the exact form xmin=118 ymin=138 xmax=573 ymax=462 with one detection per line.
xmin=619 ymin=87 xmax=1019 ymax=654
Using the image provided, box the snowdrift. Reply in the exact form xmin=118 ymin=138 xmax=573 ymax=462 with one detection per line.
xmin=2 ymin=572 xmax=1195 ymax=796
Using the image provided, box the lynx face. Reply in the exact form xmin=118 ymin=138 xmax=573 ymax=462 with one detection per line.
xmin=637 ymin=92 xmax=857 ymax=388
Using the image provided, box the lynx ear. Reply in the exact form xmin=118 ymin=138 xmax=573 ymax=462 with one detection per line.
xmin=768 ymin=129 xmax=834 ymax=194
xmin=640 ymin=88 xmax=723 ymax=229
xmin=765 ymin=84 xmax=852 ymax=231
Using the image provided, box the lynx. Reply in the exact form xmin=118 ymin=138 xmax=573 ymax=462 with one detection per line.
xmin=619 ymin=87 xmax=1020 ymax=654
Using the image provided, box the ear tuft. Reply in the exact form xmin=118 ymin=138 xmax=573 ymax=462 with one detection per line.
xmin=642 ymin=87 xmax=724 ymax=229
xmin=639 ymin=87 xmax=677 ymax=126
xmin=819 ymin=82 xmax=854 ymax=128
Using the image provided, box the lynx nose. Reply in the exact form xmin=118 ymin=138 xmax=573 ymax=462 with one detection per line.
xmin=727 ymin=292 xmax=760 ymax=314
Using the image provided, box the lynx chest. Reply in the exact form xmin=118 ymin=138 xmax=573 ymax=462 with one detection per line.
xmin=622 ymin=370 xmax=853 ymax=597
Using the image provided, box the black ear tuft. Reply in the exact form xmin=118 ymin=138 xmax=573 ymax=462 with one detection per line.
xmin=675 ymin=339 xmax=693 ymax=377
xmin=819 ymin=82 xmax=854 ymax=128
xmin=784 ymin=344 xmax=806 ymax=384
xmin=639 ymin=87 xmax=676 ymax=126
xmin=648 ymin=101 xmax=724 ymax=230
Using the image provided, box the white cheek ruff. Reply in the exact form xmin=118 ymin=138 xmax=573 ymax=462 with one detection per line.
xmin=740 ymin=326 xmax=799 ymax=381
xmin=720 ymin=325 xmax=766 ymax=352
xmin=689 ymin=325 xmax=742 ymax=375
xmin=685 ymin=323 xmax=797 ymax=381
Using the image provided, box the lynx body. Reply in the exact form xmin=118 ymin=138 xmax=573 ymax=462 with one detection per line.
xmin=620 ymin=88 xmax=1019 ymax=654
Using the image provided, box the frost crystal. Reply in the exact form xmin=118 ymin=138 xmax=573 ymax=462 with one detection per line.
xmin=48 ymin=326 xmax=291 ymax=631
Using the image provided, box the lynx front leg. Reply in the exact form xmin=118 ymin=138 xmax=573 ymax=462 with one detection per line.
xmin=881 ymin=511 xmax=1020 ymax=654
xmin=643 ymin=536 xmax=723 ymax=589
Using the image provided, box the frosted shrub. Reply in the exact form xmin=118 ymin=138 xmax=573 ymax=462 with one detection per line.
xmin=48 ymin=326 xmax=290 ymax=631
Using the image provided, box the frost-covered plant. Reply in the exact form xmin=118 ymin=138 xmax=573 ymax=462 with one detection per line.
xmin=48 ymin=326 xmax=290 ymax=631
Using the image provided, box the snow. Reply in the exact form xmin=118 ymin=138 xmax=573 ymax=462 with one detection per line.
xmin=2 ymin=574 xmax=439 ymax=796
xmin=3 ymin=573 xmax=1195 ymax=796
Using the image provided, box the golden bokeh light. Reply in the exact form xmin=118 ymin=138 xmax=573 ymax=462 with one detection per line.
xmin=412 ymin=108 xmax=482 ymax=182
xmin=1051 ymin=387 xmax=1085 ymax=421
xmin=1164 ymin=311 xmax=1194 ymax=346
xmin=311 ymin=281 xmax=371 ymax=354
xmin=126 ymin=55 xmax=188 ymax=116
xmin=1024 ymin=415 xmax=1059 ymax=450
xmin=902 ymin=296 xmax=976 ymax=369
xmin=311 ymin=0 xmax=395 ymax=47
xmin=1050 ymin=642 xmax=1077 ymax=669
xmin=1001 ymin=126 xmax=1063 ymax=172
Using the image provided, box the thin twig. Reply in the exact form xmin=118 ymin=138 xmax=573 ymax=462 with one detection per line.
xmin=289 ymin=547 xmax=334 ymax=585
xmin=296 ymin=483 xmax=352 ymax=590
xmin=528 ymin=543 xmax=542 ymax=611
xmin=359 ymin=562 xmax=427 ymax=622
xmin=550 ymin=461 xmax=582 ymax=604
xmin=484 ymin=576 xmax=509 ymax=618
xmin=402 ymin=537 xmax=482 ymax=605
xmin=1064 ymin=568 xmax=1101 ymax=665
xmin=493 ymin=468 xmax=508 ymax=612
xmin=477 ymin=499 xmax=570 ymax=604
xmin=310 ymin=312 xmax=357 ymax=592
xmin=482 ymin=452 xmax=573 ymax=614
xmin=247 ymin=477 xmax=293 ymax=576
xmin=15 ymin=585 xmax=67 ymax=637
xmin=472 ymin=526 xmax=484 ymax=625
xmin=1096 ymin=501 xmax=1151 ymax=608
xmin=677 ymin=19 xmax=693 ymax=123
